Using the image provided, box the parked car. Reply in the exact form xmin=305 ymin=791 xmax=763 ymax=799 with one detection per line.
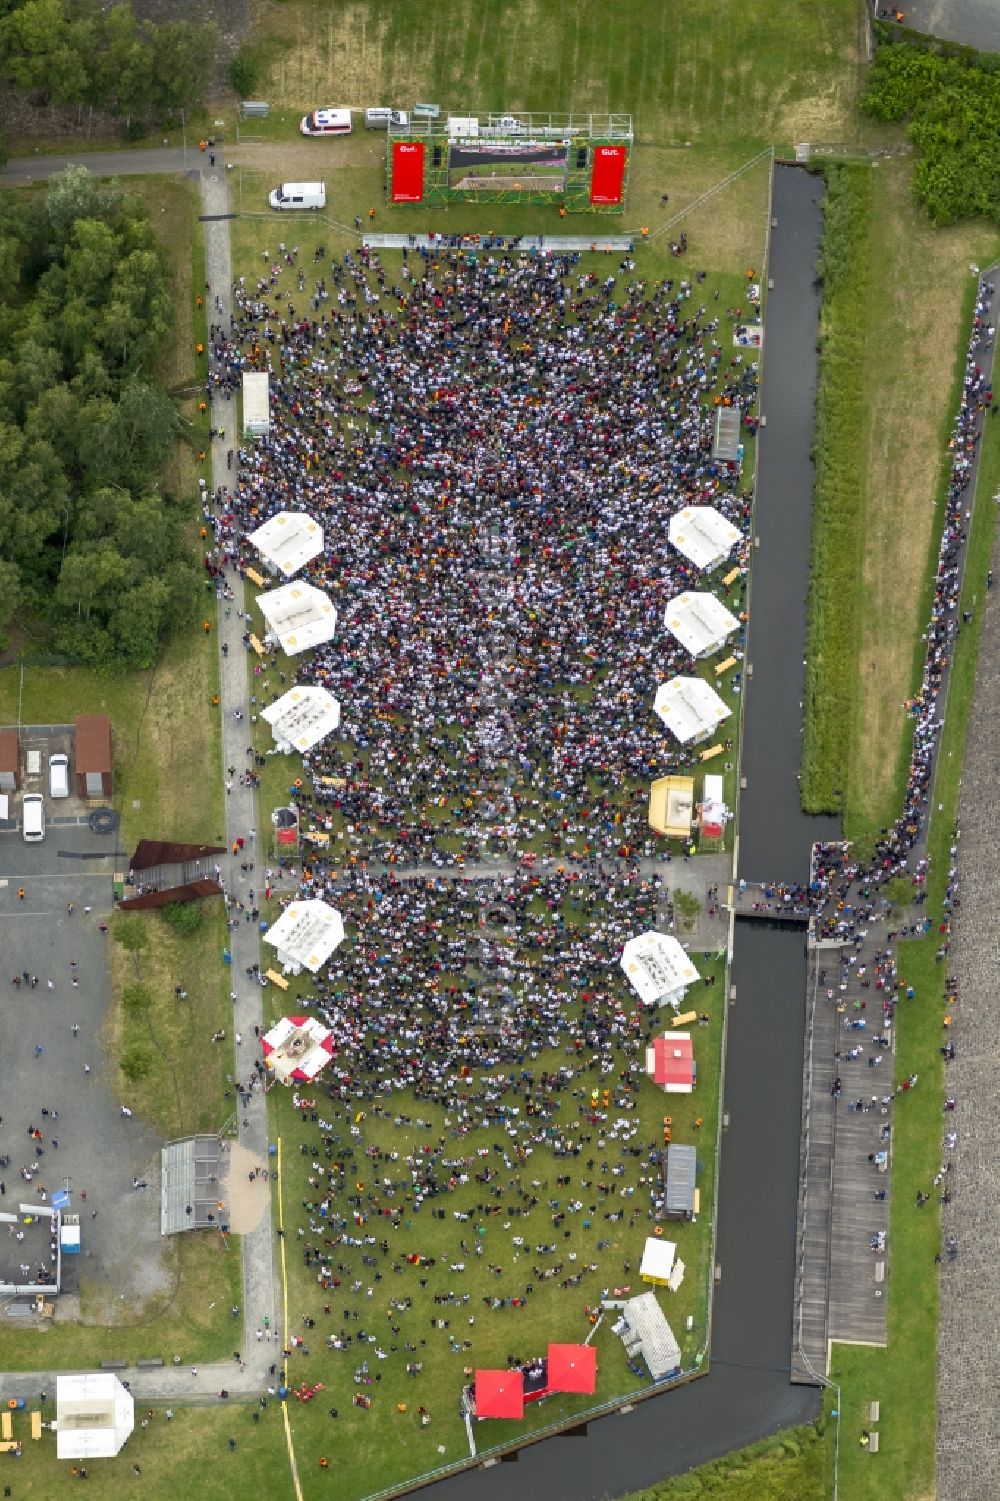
xmin=269 ymin=182 xmax=326 ymax=211
xmin=364 ymin=108 xmax=410 ymax=131
xmin=22 ymin=792 xmax=44 ymax=842
xmin=300 ymin=108 xmax=352 ymax=136
xmin=49 ymin=753 xmax=69 ymax=798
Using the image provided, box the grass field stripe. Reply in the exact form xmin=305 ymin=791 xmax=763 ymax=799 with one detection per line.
xmin=277 ymin=1135 xmax=304 ymax=1501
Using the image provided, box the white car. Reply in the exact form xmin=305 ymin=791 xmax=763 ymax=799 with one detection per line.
xmin=300 ymin=108 xmax=352 ymax=136
xmin=49 ymin=752 xmax=70 ymax=798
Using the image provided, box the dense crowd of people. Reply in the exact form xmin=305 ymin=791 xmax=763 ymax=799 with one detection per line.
xmin=203 ymin=241 xmax=754 ymax=866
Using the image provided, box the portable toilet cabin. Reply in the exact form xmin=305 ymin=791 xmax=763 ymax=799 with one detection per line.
xmin=0 ymin=728 xmax=19 ymax=792
xmin=243 ymin=371 xmax=271 ymax=438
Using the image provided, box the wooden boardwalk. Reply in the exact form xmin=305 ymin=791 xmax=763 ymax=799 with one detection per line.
xmin=791 ymin=951 xmax=837 ymax=1384
xmin=791 ymin=941 xmax=891 ymax=1383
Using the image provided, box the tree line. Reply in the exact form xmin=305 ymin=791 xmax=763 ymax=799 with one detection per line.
xmin=0 ymin=167 xmax=201 ymax=667
xmin=0 ymin=0 xmax=216 ymax=126
xmin=863 ymin=29 xmax=1000 ymax=226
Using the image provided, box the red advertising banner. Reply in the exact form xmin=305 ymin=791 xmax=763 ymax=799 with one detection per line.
xmin=391 ymin=141 xmax=425 ymax=203
xmin=589 ymin=145 xmax=627 ymax=206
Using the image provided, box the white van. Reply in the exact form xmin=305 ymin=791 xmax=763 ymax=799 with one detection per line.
xmin=49 ymin=752 xmax=70 ymax=799
xmin=22 ymin=793 xmax=44 ymax=842
xmin=300 ymin=109 xmax=352 ymax=136
xmin=364 ymin=108 xmax=410 ymax=131
xmin=269 ymin=182 xmax=326 ymax=211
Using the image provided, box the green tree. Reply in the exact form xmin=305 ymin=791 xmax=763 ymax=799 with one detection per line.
xmin=0 ymin=0 xmax=86 ymax=104
xmin=121 ymin=1043 xmax=153 ymax=1083
xmin=122 ymin=981 xmax=152 ymax=1017
xmin=113 ymin=914 xmax=149 ymax=951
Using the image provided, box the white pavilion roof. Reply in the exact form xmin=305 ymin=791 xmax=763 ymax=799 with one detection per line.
xmin=663 ymin=591 xmax=739 ymax=658
xmin=248 ymin=511 xmax=324 ymax=578
xmin=263 ymin=898 xmax=345 ymax=974
xmin=257 ymin=581 xmax=337 ymax=655
xmin=262 ymin=685 xmax=341 ymax=753
xmin=653 ymin=677 xmax=730 ymax=744
xmin=667 ymin=507 xmax=741 ymax=571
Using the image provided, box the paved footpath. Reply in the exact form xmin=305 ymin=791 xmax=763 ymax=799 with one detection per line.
xmin=0 ymin=167 xmax=279 ymax=1411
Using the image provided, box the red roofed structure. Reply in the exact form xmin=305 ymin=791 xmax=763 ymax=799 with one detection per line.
xmin=547 ymin=1343 xmax=597 ymax=1394
xmin=261 ymin=1015 xmax=335 ymax=1085
xmin=646 ymin=1032 xmax=696 ymax=1094
xmin=473 ymin=1368 xmax=524 ymax=1420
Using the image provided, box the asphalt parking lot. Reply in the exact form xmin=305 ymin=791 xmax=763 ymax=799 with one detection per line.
xmin=0 ymin=821 xmax=169 ymax=1313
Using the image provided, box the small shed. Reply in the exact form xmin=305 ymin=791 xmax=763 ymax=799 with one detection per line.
xmin=698 ymin=773 xmax=728 ymax=839
xmin=663 ymin=1143 xmax=698 ymax=1221
xmin=646 ymin=1032 xmax=696 ymax=1094
xmin=75 ymin=715 xmax=112 ymax=798
xmin=242 ymin=371 xmax=271 ymax=437
xmin=0 ymin=728 xmax=19 ymax=792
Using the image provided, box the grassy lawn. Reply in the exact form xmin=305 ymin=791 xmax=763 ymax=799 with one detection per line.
xmin=106 ymin=906 xmax=233 ymax=1139
xmin=827 ymin=346 xmax=1000 ymax=1501
xmin=0 ymin=1400 xmax=288 ymax=1497
xmin=621 ymin=1421 xmax=826 ymax=1500
xmin=261 ymin=945 xmax=726 ymax=1500
xmin=250 ymin=0 xmax=863 ymax=153
xmin=800 ymin=153 xmax=1000 ymax=848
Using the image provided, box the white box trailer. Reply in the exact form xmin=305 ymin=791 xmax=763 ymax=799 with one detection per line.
xmin=243 ymin=371 xmax=270 ymax=438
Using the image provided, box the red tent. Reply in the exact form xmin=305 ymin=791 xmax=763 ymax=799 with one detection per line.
xmin=474 ymin=1368 xmax=524 ymax=1419
xmin=547 ymin=1343 xmax=597 ymax=1394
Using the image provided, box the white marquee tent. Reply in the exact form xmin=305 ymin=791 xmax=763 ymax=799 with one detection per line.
xmin=248 ymin=511 xmax=324 ymax=578
xmin=653 ymin=677 xmax=731 ymax=745
xmin=667 ymin=507 xmax=741 ymax=572
xmin=54 ymin=1373 xmax=134 ymax=1460
xmin=264 ymin=898 xmax=345 ymax=975
xmin=257 ymin=582 xmax=337 ymax=656
xmin=262 ymin=685 xmax=341 ymax=754
xmin=620 ymin=930 xmax=700 ymax=1010
xmin=663 ymin=591 xmax=740 ymax=659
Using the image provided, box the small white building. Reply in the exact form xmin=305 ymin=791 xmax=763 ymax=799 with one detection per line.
xmin=248 ymin=510 xmax=324 ymax=578
xmin=653 ymin=677 xmax=730 ymax=745
xmin=620 ymin=930 xmax=699 ymax=1010
xmin=663 ymin=591 xmax=740 ymax=659
xmin=257 ymin=582 xmax=337 ymax=656
xmin=242 ymin=371 xmax=270 ymax=438
xmin=262 ymin=685 xmax=341 ymax=754
xmin=54 ymin=1373 xmax=134 ymax=1460
xmin=264 ymin=898 xmax=345 ymax=975
xmin=668 ymin=507 xmax=741 ymax=572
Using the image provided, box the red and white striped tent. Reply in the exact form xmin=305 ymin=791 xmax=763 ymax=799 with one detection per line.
xmin=261 ymin=1015 xmax=334 ymax=1085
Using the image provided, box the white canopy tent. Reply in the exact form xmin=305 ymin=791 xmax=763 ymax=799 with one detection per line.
xmin=639 ymin=1235 xmax=677 ymax=1285
xmin=620 ymin=930 xmax=699 ymax=1010
xmin=653 ymin=677 xmax=730 ymax=745
xmin=264 ymin=898 xmax=345 ymax=975
xmin=667 ymin=507 xmax=741 ymax=572
xmin=663 ymin=591 xmax=740 ymax=659
xmin=262 ymin=685 xmax=341 ymax=754
xmin=257 ymin=582 xmax=337 ymax=656
xmin=248 ymin=511 xmax=324 ymax=578
xmin=54 ymin=1373 xmax=134 ymax=1459
xmin=261 ymin=1014 xmax=334 ymax=1085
